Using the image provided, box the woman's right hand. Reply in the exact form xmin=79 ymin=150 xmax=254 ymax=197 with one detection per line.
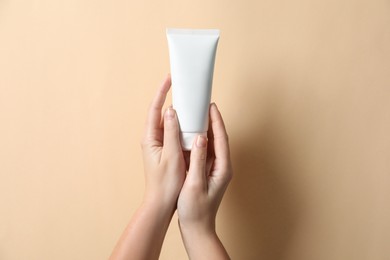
xmin=177 ymin=103 xmax=232 ymax=260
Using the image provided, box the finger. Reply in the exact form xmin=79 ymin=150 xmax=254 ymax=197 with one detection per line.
xmin=161 ymin=107 xmax=182 ymax=158
xmin=186 ymin=135 xmax=208 ymax=190
xmin=144 ymin=75 xmax=171 ymax=144
xmin=210 ymin=103 xmax=230 ymax=165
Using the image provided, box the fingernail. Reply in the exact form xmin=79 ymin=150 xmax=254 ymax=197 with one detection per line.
xmin=196 ymin=135 xmax=207 ymax=147
xmin=166 ymin=107 xmax=175 ymax=119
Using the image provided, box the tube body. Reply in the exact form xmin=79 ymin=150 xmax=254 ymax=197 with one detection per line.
xmin=166 ymin=28 xmax=219 ymax=150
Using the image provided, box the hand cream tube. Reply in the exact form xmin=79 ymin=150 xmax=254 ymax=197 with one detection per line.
xmin=166 ymin=28 xmax=220 ymax=150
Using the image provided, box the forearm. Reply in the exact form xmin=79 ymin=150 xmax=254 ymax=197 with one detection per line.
xmin=179 ymin=225 xmax=230 ymax=260
xmin=110 ymin=201 xmax=174 ymax=260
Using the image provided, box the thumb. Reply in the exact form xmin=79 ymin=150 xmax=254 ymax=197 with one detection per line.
xmin=162 ymin=107 xmax=182 ymax=157
xmin=186 ymin=135 xmax=208 ymax=190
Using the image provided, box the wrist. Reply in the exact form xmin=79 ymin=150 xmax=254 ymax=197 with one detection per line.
xmin=179 ymin=223 xmax=229 ymax=260
xmin=143 ymin=188 xmax=178 ymax=213
xmin=179 ymin=221 xmax=217 ymax=243
xmin=141 ymin=194 xmax=176 ymax=224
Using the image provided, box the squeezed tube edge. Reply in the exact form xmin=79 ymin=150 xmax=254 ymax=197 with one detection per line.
xmin=167 ymin=28 xmax=220 ymax=36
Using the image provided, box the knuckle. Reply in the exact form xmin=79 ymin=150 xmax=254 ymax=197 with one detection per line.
xmin=195 ymin=150 xmax=207 ymax=161
xmin=220 ymin=162 xmax=233 ymax=180
xmin=221 ymin=170 xmax=233 ymax=186
xmin=214 ymin=132 xmax=229 ymax=143
xmin=140 ymin=138 xmax=150 ymax=150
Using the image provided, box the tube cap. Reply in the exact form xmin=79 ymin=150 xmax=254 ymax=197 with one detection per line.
xmin=181 ymin=132 xmax=207 ymax=151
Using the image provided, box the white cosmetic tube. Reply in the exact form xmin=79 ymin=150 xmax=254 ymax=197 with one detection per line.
xmin=166 ymin=28 xmax=220 ymax=150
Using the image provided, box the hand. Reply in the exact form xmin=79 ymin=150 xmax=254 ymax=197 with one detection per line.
xmin=177 ymin=103 xmax=233 ymax=259
xmin=110 ymin=75 xmax=186 ymax=260
xmin=141 ymin=74 xmax=186 ymax=211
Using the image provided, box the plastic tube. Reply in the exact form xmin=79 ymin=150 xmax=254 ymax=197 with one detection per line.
xmin=166 ymin=28 xmax=220 ymax=150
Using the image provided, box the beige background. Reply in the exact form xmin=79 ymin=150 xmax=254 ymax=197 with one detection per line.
xmin=1 ymin=0 xmax=390 ymax=259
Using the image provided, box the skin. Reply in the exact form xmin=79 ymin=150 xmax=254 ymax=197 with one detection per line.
xmin=110 ymin=75 xmax=232 ymax=260
xmin=177 ymin=100 xmax=232 ymax=260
